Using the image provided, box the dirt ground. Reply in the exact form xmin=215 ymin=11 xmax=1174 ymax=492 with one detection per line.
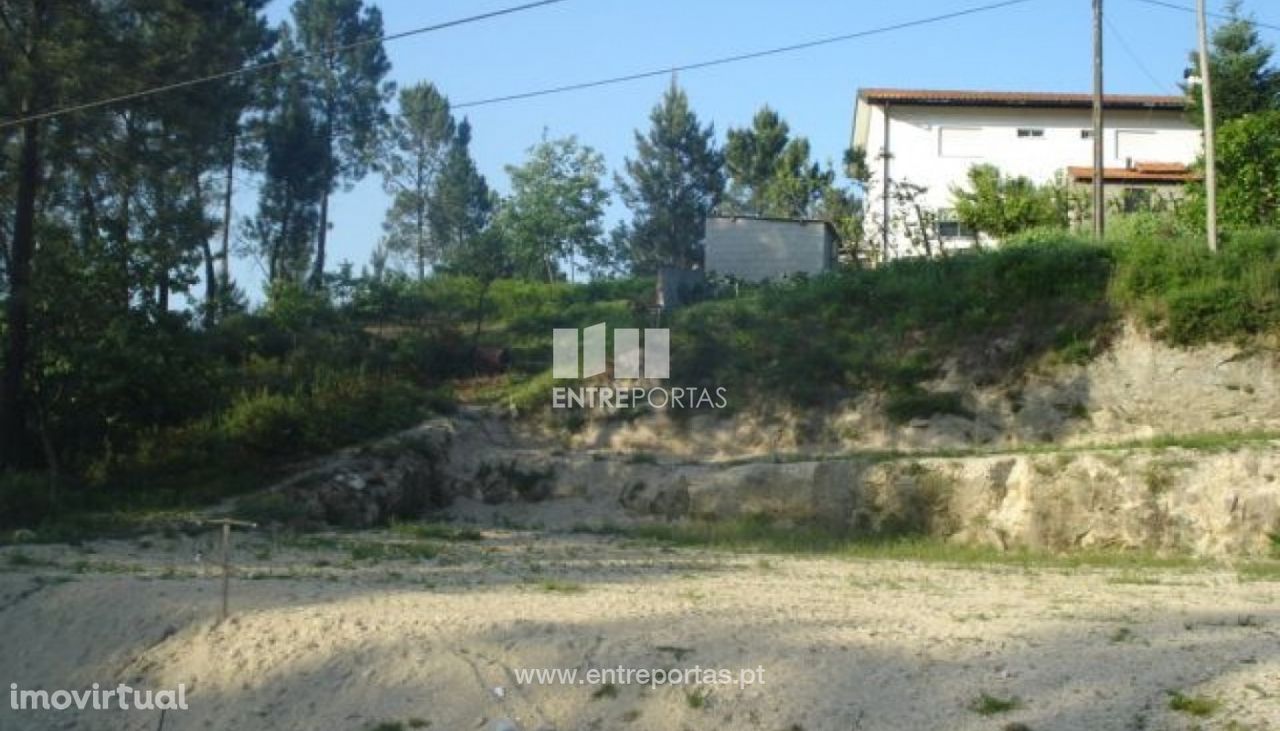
xmin=0 ymin=525 xmax=1277 ymax=731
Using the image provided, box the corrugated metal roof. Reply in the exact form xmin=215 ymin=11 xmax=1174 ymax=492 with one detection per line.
xmin=858 ymin=88 xmax=1186 ymax=110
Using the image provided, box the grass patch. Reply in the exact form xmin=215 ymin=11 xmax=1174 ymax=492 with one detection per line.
xmin=538 ymin=579 xmax=585 ymax=594
xmin=1110 ymin=626 xmax=1136 ymax=643
xmin=596 ymin=517 xmax=1205 ymax=571
xmin=968 ymin=692 xmax=1021 ymax=715
xmin=1168 ymin=691 xmax=1221 ymax=717
xmin=1237 ymin=561 xmax=1280 ymax=582
xmin=5 ymin=550 xmax=55 ymax=568
xmin=685 ymin=687 xmax=710 ymax=709
xmin=885 ymin=389 xmax=973 ymax=424
xmin=348 ymin=540 xmax=440 ymax=562
xmin=390 ymin=522 xmax=483 ymax=542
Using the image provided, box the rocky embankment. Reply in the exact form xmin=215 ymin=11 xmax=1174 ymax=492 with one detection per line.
xmin=243 ymin=326 xmax=1280 ymax=557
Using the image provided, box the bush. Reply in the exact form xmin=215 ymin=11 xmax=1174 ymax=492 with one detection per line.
xmin=1110 ymin=228 xmax=1280 ymax=343
xmin=0 ymin=473 xmax=57 ymax=529
xmin=884 ymin=389 xmax=973 ymax=424
xmin=222 ymin=390 xmax=309 ymax=457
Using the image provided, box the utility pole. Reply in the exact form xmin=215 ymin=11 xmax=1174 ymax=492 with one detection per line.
xmin=881 ymin=103 xmax=892 ymax=263
xmin=1092 ymin=0 xmax=1106 ymax=241
xmin=1197 ymin=0 xmax=1219 ymax=253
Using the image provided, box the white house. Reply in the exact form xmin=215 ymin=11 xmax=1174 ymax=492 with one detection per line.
xmin=850 ymin=88 xmax=1202 ymax=259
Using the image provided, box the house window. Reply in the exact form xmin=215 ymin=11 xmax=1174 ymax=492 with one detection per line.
xmin=1017 ymin=128 xmax=1045 ymax=139
xmin=938 ymin=126 xmax=984 ymax=158
xmin=1122 ymin=188 xmax=1154 ymax=213
xmin=936 ymin=210 xmax=976 ymax=240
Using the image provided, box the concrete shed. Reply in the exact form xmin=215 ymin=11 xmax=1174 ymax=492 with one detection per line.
xmin=703 ymin=215 xmax=837 ymax=282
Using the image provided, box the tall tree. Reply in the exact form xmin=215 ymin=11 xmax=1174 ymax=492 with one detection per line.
xmin=1184 ymin=0 xmax=1280 ymax=127
xmin=724 ymin=106 xmax=832 ymax=218
xmin=204 ymin=1 xmax=273 ymax=322
xmin=430 ymin=120 xmax=493 ymax=269
xmin=616 ymin=81 xmax=724 ymax=273
xmin=290 ymin=0 xmax=391 ymax=288
xmin=245 ymin=65 xmax=329 ymax=284
xmin=500 ymin=135 xmax=609 ymax=282
xmin=0 ymin=0 xmax=106 ymax=468
xmin=379 ymin=82 xmax=455 ymax=280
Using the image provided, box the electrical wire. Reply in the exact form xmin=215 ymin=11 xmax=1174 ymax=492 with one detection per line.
xmin=1105 ymin=15 xmax=1180 ymax=94
xmin=0 ymin=0 xmax=570 ymax=131
xmin=453 ymin=0 xmax=1042 ymax=109
xmin=1126 ymin=0 xmax=1280 ymax=32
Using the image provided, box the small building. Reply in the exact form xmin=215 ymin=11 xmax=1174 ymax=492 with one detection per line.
xmin=1065 ymin=161 xmax=1199 ymax=214
xmin=703 ymin=215 xmax=838 ymax=282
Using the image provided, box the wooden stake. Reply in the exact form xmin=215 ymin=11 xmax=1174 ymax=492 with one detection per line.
xmin=203 ymin=518 xmax=256 ymax=624
xmin=220 ymin=522 xmax=230 ymax=623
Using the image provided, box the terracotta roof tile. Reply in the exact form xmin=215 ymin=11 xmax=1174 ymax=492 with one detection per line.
xmin=1066 ymin=165 xmax=1200 ymax=183
xmin=859 ymin=88 xmax=1185 ymax=110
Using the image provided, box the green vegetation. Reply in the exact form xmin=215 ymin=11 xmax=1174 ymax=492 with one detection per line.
xmin=591 ymin=683 xmax=619 ymax=700
xmin=537 ymin=579 xmax=586 ymax=594
xmin=8 ymin=228 xmax=1280 ymax=534
xmin=968 ymin=692 xmax=1021 ymax=716
xmin=390 ymin=522 xmax=484 ymax=542
xmin=582 ymin=516 xmax=1209 ymax=571
xmin=347 ymin=540 xmax=440 ymax=563
xmin=1168 ymin=691 xmax=1222 ymax=717
xmin=684 ymin=687 xmax=711 ymax=710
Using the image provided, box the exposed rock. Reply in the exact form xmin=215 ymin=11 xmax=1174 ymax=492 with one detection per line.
xmin=243 ymin=421 xmax=458 ymax=528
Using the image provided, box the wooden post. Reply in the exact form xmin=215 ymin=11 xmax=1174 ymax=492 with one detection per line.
xmin=880 ymin=103 xmax=892 ymax=263
xmin=204 ymin=518 xmax=256 ymax=625
xmin=219 ymin=522 xmax=230 ymax=623
xmin=1197 ymin=0 xmax=1219 ymax=253
xmin=1092 ymin=0 xmax=1106 ymax=241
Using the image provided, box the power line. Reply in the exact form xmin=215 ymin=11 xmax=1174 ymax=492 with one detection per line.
xmin=1105 ymin=14 xmax=1179 ymax=93
xmin=0 ymin=0 xmax=569 ymax=131
xmin=1127 ymin=0 xmax=1280 ymax=32
xmin=453 ymin=0 xmax=1042 ymax=109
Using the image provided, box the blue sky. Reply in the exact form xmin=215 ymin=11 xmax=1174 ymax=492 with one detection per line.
xmin=228 ymin=0 xmax=1278 ymax=293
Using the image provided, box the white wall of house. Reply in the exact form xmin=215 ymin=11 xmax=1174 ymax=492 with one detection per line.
xmin=853 ymin=98 xmax=1202 ymax=258
xmin=704 ymin=216 xmax=834 ymax=282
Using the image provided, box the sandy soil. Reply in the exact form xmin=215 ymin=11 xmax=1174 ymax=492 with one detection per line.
xmin=0 ymin=525 xmax=1277 ymax=731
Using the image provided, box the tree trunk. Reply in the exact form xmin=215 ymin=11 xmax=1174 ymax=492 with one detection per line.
xmin=218 ymin=132 xmax=237 ymax=312
xmin=1 ymin=117 xmax=40 ymax=469
xmin=313 ymin=186 xmax=328 ymax=288
xmin=311 ymin=92 xmax=335 ymax=290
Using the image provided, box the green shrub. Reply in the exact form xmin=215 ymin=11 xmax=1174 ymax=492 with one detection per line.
xmin=1110 ymin=229 xmax=1280 ymax=344
xmin=885 ymin=390 xmax=973 ymax=424
xmin=0 ymin=473 xmax=57 ymax=529
xmin=222 ymin=390 xmax=308 ymax=457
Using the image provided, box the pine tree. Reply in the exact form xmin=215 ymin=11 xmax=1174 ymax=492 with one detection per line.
xmin=1184 ymin=0 xmax=1280 ymax=127
xmin=289 ymin=0 xmax=391 ymax=288
xmin=379 ymin=82 xmax=455 ymax=280
xmin=615 ymin=81 xmax=724 ymax=273
xmin=430 ymin=120 xmax=494 ymax=271
xmin=724 ymin=106 xmax=832 ymax=218
xmin=246 ymin=60 xmax=329 ymax=284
